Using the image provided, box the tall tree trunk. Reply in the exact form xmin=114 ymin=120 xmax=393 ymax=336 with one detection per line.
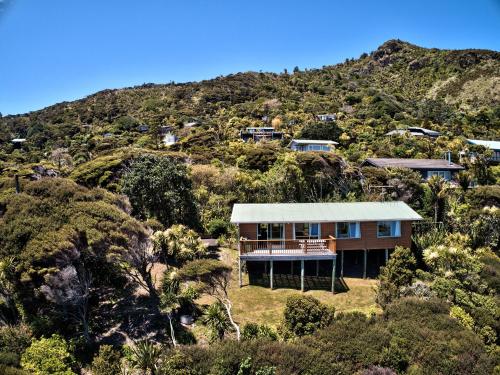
xmin=222 ymin=299 xmax=240 ymax=341
xmin=167 ymin=313 xmax=177 ymax=347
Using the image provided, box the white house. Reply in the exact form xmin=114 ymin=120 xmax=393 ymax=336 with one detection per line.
xmin=289 ymin=139 xmax=338 ymax=152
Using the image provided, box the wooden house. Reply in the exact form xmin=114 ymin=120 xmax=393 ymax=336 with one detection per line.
xmin=230 ymin=201 xmax=422 ymax=292
xmin=362 ymin=157 xmax=464 ymax=181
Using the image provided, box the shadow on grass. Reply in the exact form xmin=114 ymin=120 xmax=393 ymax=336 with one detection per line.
xmin=248 ymin=273 xmax=349 ymax=293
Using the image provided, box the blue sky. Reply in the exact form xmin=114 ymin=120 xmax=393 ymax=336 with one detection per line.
xmin=0 ymin=0 xmax=499 ymax=115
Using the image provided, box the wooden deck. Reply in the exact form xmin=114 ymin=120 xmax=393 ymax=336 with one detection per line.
xmin=239 ymin=237 xmax=337 ymax=260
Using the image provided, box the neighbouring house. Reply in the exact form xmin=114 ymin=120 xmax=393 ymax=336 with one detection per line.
xmin=467 ymin=139 xmax=500 ymax=164
xmin=230 ymin=201 xmax=422 ymax=292
xmin=289 ymin=139 xmax=338 ymax=152
xmin=162 ymin=133 xmax=177 ymax=146
xmin=137 ymin=124 xmax=149 ymax=133
xmin=240 ymin=127 xmax=283 ymax=142
xmin=316 ymin=114 xmax=336 ymax=122
xmin=362 ymin=157 xmax=464 ymax=181
xmin=385 ymin=127 xmax=441 ymax=138
xmin=184 ymin=121 xmax=200 ymax=128
xmin=11 ymin=138 xmax=26 ymax=149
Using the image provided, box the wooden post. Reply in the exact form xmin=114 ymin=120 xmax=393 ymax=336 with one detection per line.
xmin=264 ymin=261 xmax=267 ymax=274
xmin=15 ymin=175 xmax=20 ymax=194
xmin=341 ymin=250 xmax=344 ymax=278
xmin=331 ymin=257 xmax=336 ymax=293
xmin=316 ymin=260 xmax=319 ymax=277
xmin=385 ymin=248 xmax=389 ymax=263
xmin=300 ymin=260 xmax=305 ymax=292
xmin=291 ymin=260 xmax=293 ymax=275
xmin=238 ymin=257 xmax=242 ymax=288
xmin=363 ymin=249 xmax=368 ymax=279
xmin=270 ymin=260 xmax=274 ymax=290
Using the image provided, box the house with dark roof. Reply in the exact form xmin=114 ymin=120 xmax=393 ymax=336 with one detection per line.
xmin=231 ymin=201 xmax=422 ymax=292
xmin=385 ymin=127 xmax=441 ymax=138
xmin=362 ymin=158 xmax=464 ymax=181
xmin=289 ymin=139 xmax=338 ymax=152
xmin=467 ymin=139 xmax=500 ymax=164
xmin=240 ymin=127 xmax=283 ymax=142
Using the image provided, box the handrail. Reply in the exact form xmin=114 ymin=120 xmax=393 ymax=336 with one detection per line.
xmin=239 ymin=238 xmax=336 ymax=255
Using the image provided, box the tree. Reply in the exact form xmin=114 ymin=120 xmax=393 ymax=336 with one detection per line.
xmin=203 ymin=302 xmax=231 ymax=342
xmin=159 ymin=270 xmax=197 ymax=347
xmin=376 ymin=247 xmax=416 ymax=308
xmin=111 ymin=233 xmax=159 ymax=301
xmin=50 ymin=148 xmax=73 ymax=170
xmin=263 ymin=153 xmax=306 ymax=202
xmin=122 ymin=155 xmax=199 ymax=228
xmin=152 ymin=224 xmax=207 ymax=265
xmin=40 ymin=263 xmax=92 ymax=343
xmin=456 ymin=171 xmax=472 ymax=195
xmin=280 ymin=295 xmax=334 ymax=337
xmin=127 ymin=340 xmax=162 ymax=375
xmin=427 ymin=175 xmax=449 ymax=223
xmin=0 ymin=257 xmax=19 ymax=325
xmin=299 ymin=121 xmax=341 ymax=141
xmin=21 ymin=334 xmax=75 ymax=375
xmin=90 ymin=345 xmax=122 ymax=375
xmin=178 ymin=259 xmax=240 ymax=340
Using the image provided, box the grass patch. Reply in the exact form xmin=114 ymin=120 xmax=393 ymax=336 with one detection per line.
xmin=197 ymin=248 xmax=381 ymax=328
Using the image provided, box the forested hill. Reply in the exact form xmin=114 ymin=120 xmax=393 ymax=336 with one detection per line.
xmin=1 ymin=39 xmax=499 ymax=149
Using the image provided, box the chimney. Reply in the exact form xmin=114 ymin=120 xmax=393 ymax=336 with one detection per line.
xmin=445 ymin=151 xmax=452 ymax=165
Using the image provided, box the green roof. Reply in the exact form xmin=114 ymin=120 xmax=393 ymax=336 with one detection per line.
xmin=230 ymin=201 xmax=422 ymax=223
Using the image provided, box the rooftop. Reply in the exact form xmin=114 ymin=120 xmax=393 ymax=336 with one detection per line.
xmin=468 ymin=139 xmax=500 ymax=150
xmin=364 ymin=158 xmax=464 ymax=170
xmin=290 ymin=139 xmax=339 ymax=145
xmin=385 ymin=127 xmax=441 ymax=137
xmin=230 ymin=201 xmax=422 ymax=223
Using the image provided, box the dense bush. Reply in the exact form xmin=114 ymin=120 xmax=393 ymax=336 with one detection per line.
xmin=21 ymin=334 xmax=75 ymax=375
xmin=280 ymin=295 xmax=335 ymax=338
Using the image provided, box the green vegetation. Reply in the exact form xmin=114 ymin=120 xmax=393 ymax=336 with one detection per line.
xmin=0 ymin=40 xmax=499 ymax=373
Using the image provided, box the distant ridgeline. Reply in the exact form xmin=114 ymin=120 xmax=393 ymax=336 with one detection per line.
xmin=0 ymin=39 xmax=498 ymax=161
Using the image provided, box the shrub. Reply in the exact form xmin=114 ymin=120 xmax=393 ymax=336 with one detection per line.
xmin=90 ymin=345 xmax=122 ymax=375
xmin=207 ymin=218 xmax=230 ymax=238
xmin=241 ymin=323 xmax=278 ymax=341
xmin=0 ymin=352 xmax=20 ymax=367
xmin=376 ymin=246 xmax=416 ymax=308
xmin=21 ymin=334 xmax=75 ymax=375
xmin=0 ymin=324 xmax=32 ymax=357
xmin=280 ymin=295 xmax=334 ymax=337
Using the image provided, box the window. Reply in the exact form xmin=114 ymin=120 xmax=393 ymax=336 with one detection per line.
xmin=336 ymin=222 xmax=360 ymax=239
xmin=258 ymin=223 xmax=284 ymax=240
xmin=294 ymin=223 xmax=320 ymax=239
xmin=377 ymin=221 xmax=401 ymax=238
xmin=427 ymin=170 xmax=451 ymax=180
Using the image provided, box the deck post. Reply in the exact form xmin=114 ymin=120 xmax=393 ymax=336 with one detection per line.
xmin=341 ymin=250 xmax=344 ymax=278
xmin=300 ymin=260 xmax=305 ymax=292
xmin=385 ymin=248 xmax=389 ymax=263
xmin=291 ymin=260 xmax=293 ymax=275
xmin=270 ymin=260 xmax=274 ymax=290
xmin=363 ymin=249 xmax=368 ymax=279
xmin=316 ymin=260 xmax=319 ymax=277
xmin=264 ymin=261 xmax=267 ymax=274
xmin=238 ymin=257 xmax=242 ymax=288
xmin=331 ymin=257 xmax=336 ymax=293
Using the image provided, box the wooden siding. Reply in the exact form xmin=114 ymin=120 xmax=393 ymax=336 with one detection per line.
xmin=239 ymin=221 xmax=412 ymax=250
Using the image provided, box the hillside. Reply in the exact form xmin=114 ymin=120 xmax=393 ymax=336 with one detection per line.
xmin=1 ymin=40 xmax=499 ymax=153
xmin=0 ymin=39 xmax=500 ymax=374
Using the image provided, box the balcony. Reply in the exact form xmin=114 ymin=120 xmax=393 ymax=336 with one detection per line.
xmin=239 ymin=236 xmax=337 ymax=260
